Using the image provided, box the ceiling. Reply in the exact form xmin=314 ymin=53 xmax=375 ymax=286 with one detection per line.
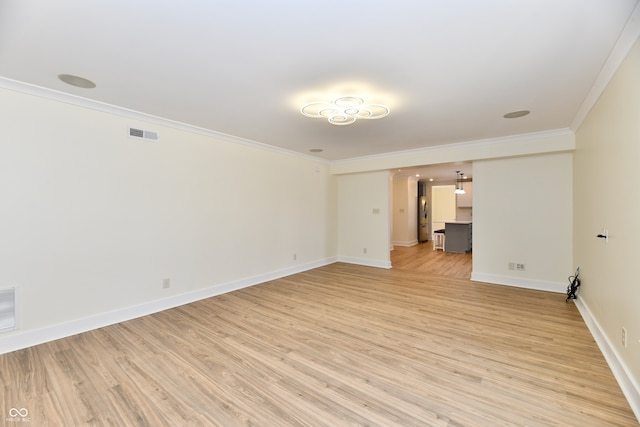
xmin=394 ymin=163 xmax=473 ymax=184
xmin=1 ymin=1 xmax=639 ymax=172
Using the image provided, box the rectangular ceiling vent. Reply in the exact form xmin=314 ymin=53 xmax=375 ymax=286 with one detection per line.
xmin=0 ymin=288 xmax=16 ymax=332
xmin=128 ymin=127 xmax=159 ymax=141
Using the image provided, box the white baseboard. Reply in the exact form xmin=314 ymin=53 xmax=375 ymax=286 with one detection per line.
xmin=574 ymin=297 xmax=640 ymax=422
xmin=472 ymin=273 xmax=639 ymax=421
xmin=391 ymin=240 xmax=419 ymax=247
xmin=337 ymin=256 xmax=392 ymax=269
xmin=0 ymin=257 xmax=337 ymax=355
xmin=471 ymin=272 xmax=566 ymax=293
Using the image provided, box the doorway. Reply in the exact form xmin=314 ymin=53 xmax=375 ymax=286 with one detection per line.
xmin=390 ymin=164 xmax=473 ymax=276
xmin=390 ymin=244 xmax=472 ymax=277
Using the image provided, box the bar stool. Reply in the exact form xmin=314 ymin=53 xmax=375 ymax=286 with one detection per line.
xmin=433 ymin=229 xmax=445 ymax=251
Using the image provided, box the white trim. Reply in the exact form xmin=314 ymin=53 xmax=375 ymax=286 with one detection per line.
xmin=470 ymin=272 xmax=566 ymax=293
xmin=329 ymin=129 xmax=575 ymax=176
xmin=574 ymin=296 xmax=640 ymax=422
xmin=571 ymin=2 xmax=640 ymax=131
xmin=331 ymin=128 xmax=574 ymax=167
xmin=0 ymin=257 xmax=337 ymax=355
xmin=337 ymin=256 xmax=392 ymax=269
xmin=0 ymin=287 xmax=17 ymax=332
xmin=0 ymin=77 xmax=329 ymax=164
xmin=0 ymin=76 xmax=575 ymax=169
xmin=391 ymin=240 xmax=419 ymax=247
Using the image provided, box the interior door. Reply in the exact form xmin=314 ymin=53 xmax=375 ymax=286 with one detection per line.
xmin=431 ymin=185 xmax=456 ymax=238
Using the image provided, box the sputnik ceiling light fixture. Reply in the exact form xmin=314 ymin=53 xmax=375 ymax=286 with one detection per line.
xmin=301 ymin=96 xmax=390 ymax=125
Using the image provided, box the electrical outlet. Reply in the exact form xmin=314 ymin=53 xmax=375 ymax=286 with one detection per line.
xmin=508 ymin=262 xmax=526 ymax=271
xmin=293 ymin=253 xmax=297 ymax=261
xmin=162 ymin=278 xmax=171 ymax=289
xmin=363 ymin=247 xmax=367 ymax=254
xmin=622 ymin=327 xmax=627 ymax=348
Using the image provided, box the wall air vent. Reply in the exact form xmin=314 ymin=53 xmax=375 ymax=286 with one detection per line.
xmin=0 ymin=288 xmax=16 ymax=332
xmin=128 ymin=127 xmax=159 ymax=141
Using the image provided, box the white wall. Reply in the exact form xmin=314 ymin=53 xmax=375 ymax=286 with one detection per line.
xmin=472 ymin=153 xmax=573 ymax=292
xmin=391 ymin=175 xmax=418 ymax=247
xmin=574 ymin=37 xmax=640 ymax=415
xmin=337 ymin=171 xmax=391 ymax=268
xmin=0 ymin=88 xmax=337 ymax=352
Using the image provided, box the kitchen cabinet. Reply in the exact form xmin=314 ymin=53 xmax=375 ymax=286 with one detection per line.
xmin=457 ymin=181 xmax=473 ymax=207
xmin=444 ymin=221 xmax=472 ymax=253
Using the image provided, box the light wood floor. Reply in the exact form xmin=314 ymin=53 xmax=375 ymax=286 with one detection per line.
xmin=391 ymin=241 xmax=473 ymax=278
xmin=1 ymin=249 xmax=637 ymax=425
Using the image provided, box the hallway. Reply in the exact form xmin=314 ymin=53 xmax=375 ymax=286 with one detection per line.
xmin=391 ymin=242 xmax=472 ymax=278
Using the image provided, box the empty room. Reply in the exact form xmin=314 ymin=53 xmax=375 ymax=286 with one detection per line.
xmin=1 ymin=1 xmax=639 ymax=425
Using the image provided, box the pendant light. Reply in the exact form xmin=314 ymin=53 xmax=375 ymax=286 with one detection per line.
xmin=455 ymin=171 xmax=466 ymax=195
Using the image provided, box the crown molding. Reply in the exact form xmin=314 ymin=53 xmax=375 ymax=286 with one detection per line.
xmin=330 ymin=128 xmax=574 ymax=167
xmin=0 ymin=76 xmax=329 ymax=165
xmin=329 ymin=129 xmax=574 ymax=178
xmin=571 ymin=1 xmax=640 ymax=130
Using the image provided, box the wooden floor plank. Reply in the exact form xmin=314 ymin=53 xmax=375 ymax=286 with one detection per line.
xmin=0 ymin=246 xmax=637 ymax=426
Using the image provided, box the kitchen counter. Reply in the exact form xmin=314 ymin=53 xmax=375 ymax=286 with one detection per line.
xmin=444 ymin=221 xmax=472 ymax=253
